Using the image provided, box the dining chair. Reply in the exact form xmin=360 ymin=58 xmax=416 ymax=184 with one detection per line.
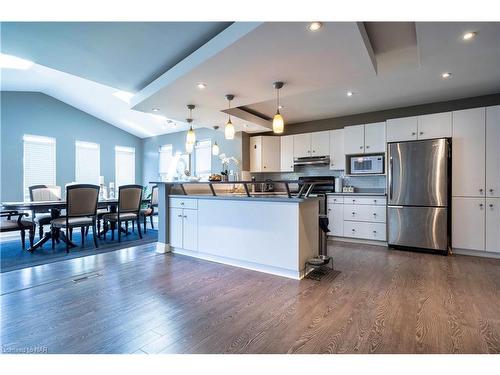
xmin=0 ymin=210 xmax=35 ymax=249
xmin=102 ymin=185 xmax=143 ymax=242
xmin=29 ymin=185 xmax=62 ymax=239
xmin=50 ymin=184 xmax=99 ymax=253
xmin=140 ymin=185 xmax=158 ymax=233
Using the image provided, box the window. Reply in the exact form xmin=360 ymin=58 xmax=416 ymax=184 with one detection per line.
xmin=115 ymin=146 xmax=135 ymax=187
xmin=23 ymin=134 xmax=56 ymax=201
xmin=194 ymin=139 xmax=212 ymax=180
xmin=159 ymin=144 xmax=173 ymax=181
xmin=75 ymin=141 xmax=100 ymax=184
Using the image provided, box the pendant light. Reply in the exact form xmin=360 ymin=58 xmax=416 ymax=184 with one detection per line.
xmin=186 ymin=104 xmax=196 ymax=146
xmin=272 ymin=81 xmax=284 ymax=134
xmin=211 ymin=126 xmax=220 ymax=156
xmin=185 ymin=142 xmax=194 ymax=154
xmin=224 ymin=94 xmax=235 ymax=140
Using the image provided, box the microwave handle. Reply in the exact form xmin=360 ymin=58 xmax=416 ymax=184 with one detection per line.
xmin=389 ymin=156 xmax=393 ymax=200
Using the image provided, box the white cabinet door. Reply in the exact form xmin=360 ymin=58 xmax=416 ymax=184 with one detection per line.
xmin=344 ymin=125 xmax=365 ymax=155
xmin=417 ymin=112 xmax=452 ymax=140
xmin=293 ymin=133 xmax=311 ymax=158
xmin=486 ymin=198 xmax=500 ymax=253
xmin=169 ymin=208 xmax=184 ymax=248
xmin=280 ymin=135 xmax=294 ymax=172
xmin=327 ymin=204 xmax=343 ymax=236
xmin=364 ymin=122 xmax=386 ymax=153
xmin=452 ymin=197 xmax=486 ymax=251
xmin=249 ymin=137 xmax=262 ymax=172
xmin=183 ymin=209 xmax=198 ymax=251
xmin=367 ymin=223 xmax=387 ymax=241
xmin=261 ymin=136 xmax=280 ymax=172
xmin=486 ymin=105 xmax=500 ymax=198
xmin=452 ymin=108 xmax=486 ymax=197
xmin=386 ymin=117 xmax=418 ymax=143
xmin=329 ymin=129 xmax=345 ymax=170
xmin=311 ymin=131 xmax=330 ymax=156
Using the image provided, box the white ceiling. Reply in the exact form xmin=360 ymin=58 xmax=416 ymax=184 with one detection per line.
xmin=2 ymin=22 xmax=499 ymax=139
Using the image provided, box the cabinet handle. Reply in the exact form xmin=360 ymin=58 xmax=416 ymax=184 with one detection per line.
xmin=373 ymin=230 xmax=377 ymax=233
xmin=411 ymin=132 xmax=416 ymax=136
xmin=489 ymin=204 xmax=494 ymax=208
xmin=183 ymin=215 xmax=188 ymax=218
xmin=264 ymin=166 xmax=266 ymax=169
xmin=352 ymin=212 xmax=356 ymax=215
xmin=490 ymin=189 xmax=494 ymax=193
xmin=177 ymin=214 xmax=182 ymax=217
xmin=373 ymin=213 xmax=377 ymax=216
xmin=479 ymin=188 xmax=483 ymax=193
xmin=352 ymin=199 xmax=356 ymax=202
xmin=328 ymin=208 xmax=331 ymax=212
xmin=352 ymin=229 xmax=356 ymax=232
xmin=180 ymin=202 xmax=184 ymax=205
xmin=419 ymin=132 xmax=424 ymax=135
xmin=366 ymin=145 xmax=370 ymax=149
xmin=374 ymin=200 xmax=377 ymax=203
xmin=479 ymin=203 xmax=484 ymax=208
xmin=312 ymin=150 xmax=316 ymax=153
xmin=360 ymin=146 xmax=363 ymax=149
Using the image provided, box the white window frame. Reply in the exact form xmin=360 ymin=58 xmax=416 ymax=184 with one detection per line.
xmin=194 ymin=139 xmax=212 ymax=180
xmin=75 ymin=140 xmax=100 ymax=184
xmin=23 ymin=134 xmax=56 ymax=201
xmin=115 ymin=145 xmax=136 ymax=187
xmin=159 ymin=144 xmax=173 ymax=181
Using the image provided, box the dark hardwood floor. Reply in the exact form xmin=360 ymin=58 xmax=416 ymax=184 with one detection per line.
xmin=1 ymin=240 xmax=499 ymax=354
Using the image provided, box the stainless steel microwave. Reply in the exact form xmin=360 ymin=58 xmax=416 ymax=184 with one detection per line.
xmin=349 ymin=155 xmax=384 ymax=174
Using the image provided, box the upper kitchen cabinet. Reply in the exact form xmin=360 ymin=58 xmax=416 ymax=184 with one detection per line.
xmin=417 ymin=112 xmax=452 ymax=140
xmin=311 ymin=131 xmax=330 ymax=156
xmin=386 ymin=116 xmax=418 ymax=142
xmin=329 ymin=129 xmax=345 ymax=170
xmin=280 ymin=135 xmax=294 ymax=172
xmin=293 ymin=131 xmax=330 ymax=158
xmin=344 ymin=125 xmax=365 ymax=154
xmin=293 ymin=133 xmax=311 ymax=158
xmin=364 ymin=122 xmax=386 ymax=153
xmin=344 ymin=123 xmax=385 ymax=155
xmin=486 ymin=105 xmax=500 ymax=198
xmin=452 ymin=108 xmax=486 ymax=197
xmin=250 ymin=136 xmax=280 ymax=173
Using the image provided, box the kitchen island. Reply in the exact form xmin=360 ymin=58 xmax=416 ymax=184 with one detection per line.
xmin=153 ymin=181 xmax=320 ymax=279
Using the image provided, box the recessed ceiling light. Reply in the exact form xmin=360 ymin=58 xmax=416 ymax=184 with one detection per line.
xmin=152 ymin=108 xmax=159 ymax=112
xmin=463 ymin=31 xmax=477 ymax=41
xmin=308 ymin=22 xmax=323 ymax=32
xmin=441 ymin=72 xmax=452 ymax=79
xmin=0 ymin=53 xmax=34 ymax=70
xmin=347 ymin=91 xmax=354 ymax=97
xmin=113 ymin=90 xmax=135 ymax=103
xmin=197 ymin=82 xmax=207 ymax=89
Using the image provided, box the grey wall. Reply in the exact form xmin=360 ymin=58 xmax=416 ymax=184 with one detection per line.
xmin=0 ymin=91 xmax=143 ymax=201
xmin=142 ymin=128 xmax=246 ymax=185
xmin=256 ymin=93 xmax=500 ymax=136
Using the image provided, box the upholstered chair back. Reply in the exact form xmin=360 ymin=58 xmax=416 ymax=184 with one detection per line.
xmin=29 ymin=185 xmax=62 ymax=202
xmin=66 ymin=185 xmax=99 ymax=217
xmin=118 ymin=185 xmax=143 ymax=213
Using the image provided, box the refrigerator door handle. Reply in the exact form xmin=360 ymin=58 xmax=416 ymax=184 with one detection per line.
xmin=389 ymin=156 xmax=393 ymax=201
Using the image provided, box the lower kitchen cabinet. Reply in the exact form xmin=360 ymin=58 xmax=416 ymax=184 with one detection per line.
xmin=327 ymin=203 xmax=343 ymax=236
xmin=343 ymin=204 xmax=386 ymax=222
xmin=169 ymin=206 xmax=198 ymax=251
xmin=486 ymin=198 xmax=500 ymax=253
xmin=343 ymin=221 xmax=386 ymax=241
xmin=452 ymin=197 xmax=485 ymax=251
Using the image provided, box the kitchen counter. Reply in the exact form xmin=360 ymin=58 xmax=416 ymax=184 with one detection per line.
xmin=154 ymin=182 xmax=319 ymax=279
xmin=326 ymin=192 xmax=387 ymax=196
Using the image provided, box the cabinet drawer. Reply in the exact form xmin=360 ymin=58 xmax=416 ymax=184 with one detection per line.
xmin=327 ymin=196 xmax=344 ymax=205
xmin=343 ymin=221 xmax=386 ymax=241
xmin=343 ymin=204 xmax=386 ymax=223
xmin=343 ymin=196 xmax=386 ymax=206
xmin=169 ymin=197 xmax=198 ymax=210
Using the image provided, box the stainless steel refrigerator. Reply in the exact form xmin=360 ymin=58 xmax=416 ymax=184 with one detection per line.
xmin=387 ymin=138 xmax=451 ymax=253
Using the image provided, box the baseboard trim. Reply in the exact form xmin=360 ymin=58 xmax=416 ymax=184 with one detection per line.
xmin=329 ymin=236 xmax=388 ymax=247
xmin=453 ymin=248 xmax=500 ymax=259
xmin=170 ymin=247 xmax=303 ymax=280
xmin=155 ymin=242 xmax=171 ymax=254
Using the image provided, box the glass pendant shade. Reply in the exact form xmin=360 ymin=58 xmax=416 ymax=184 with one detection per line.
xmin=186 ymin=126 xmax=196 ymax=144
xmin=225 ymin=119 xmax=235 ymax=140
xmin=212 ymin=142 xmax=220 ymax=156
xmin=273 ymin=112 xmax=284 ymax=134
xmin=185 ymin=142 xmax=194 ymax=154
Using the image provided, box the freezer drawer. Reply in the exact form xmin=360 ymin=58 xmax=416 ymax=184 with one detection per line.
xmin=388 ymin=206 xmax=448 ymax=251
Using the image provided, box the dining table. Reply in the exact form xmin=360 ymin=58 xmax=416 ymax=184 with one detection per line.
xmin=1 ymin=198 xmax=151 ymax=252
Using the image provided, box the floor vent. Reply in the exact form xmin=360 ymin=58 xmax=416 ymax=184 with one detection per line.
xmin=72 ymin=273 xmax=102 ymax=283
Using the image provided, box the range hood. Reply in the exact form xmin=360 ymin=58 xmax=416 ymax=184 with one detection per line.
xmin=293 ymin=156 xmax=330 ymax=166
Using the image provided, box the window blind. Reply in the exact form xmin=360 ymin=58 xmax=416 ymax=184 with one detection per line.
xmin=159 ymin=144 xmax=173 ymax=181
xmin=23 ymin=134 xmax=56 ymax=201
xmin=195 ymin=139 xmax=212 ymax=180
xmin=75 ymin=141 xmax=100 ymax=184
xmin=115 ymin=146 xmax=135 ymax=187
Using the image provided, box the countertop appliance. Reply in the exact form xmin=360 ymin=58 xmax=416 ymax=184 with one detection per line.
xmin=387 ymin=138 xmax=451 ymax=254
xmin=349 ymin=154 xmax=384 ymax=175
